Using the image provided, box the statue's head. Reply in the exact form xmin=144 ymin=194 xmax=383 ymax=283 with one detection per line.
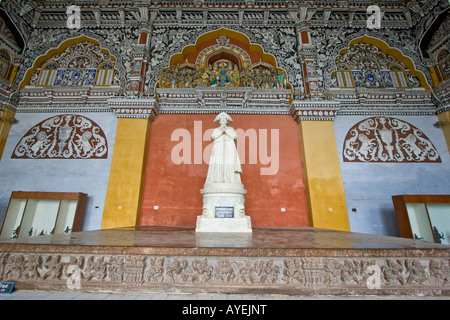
xmin=214 ymin=112 xmax=233 ymax=126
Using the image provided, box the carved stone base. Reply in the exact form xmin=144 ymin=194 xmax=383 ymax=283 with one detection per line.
xmin=196 ymin=216 xmax=252 ymax=233
xmin=0 ymin=227 xmax=449 ymax=297
xmin=197 ymin=185 xmax=251 ymax=233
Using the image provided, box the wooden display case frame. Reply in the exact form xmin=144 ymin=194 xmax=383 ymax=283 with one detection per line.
xmin=0 ymin=191 xmax=87 ymax=240
xmin=392 ymin=194 xmax=450 ymax=243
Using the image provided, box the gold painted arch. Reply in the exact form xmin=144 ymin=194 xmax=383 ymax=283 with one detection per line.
xmin=337 ymin=35 xmax=430 ymax=90
xmin=160 ymin=28 xmax=291 ymax=90
xmin=169 ymin=28 xmax=277 ymax=68
xmin=20 ymin=35 xmax=117 ymax=88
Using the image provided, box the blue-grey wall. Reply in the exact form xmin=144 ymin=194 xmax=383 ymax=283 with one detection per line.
xmin=2 ymin=112 xmax=449 ymax=236
xmin=334 ymin=115 xmax=450 ymax=236
xmin=0 ymin=112 xmax=117 ymax=231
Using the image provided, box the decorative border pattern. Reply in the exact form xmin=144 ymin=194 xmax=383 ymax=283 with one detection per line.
xmin=290 ymin=100 xmax=340 ymax=121
xmin=109 ymin=97 xmax=159 ymax=120
xmin=156 ymin=87 xmax=291 ymax=115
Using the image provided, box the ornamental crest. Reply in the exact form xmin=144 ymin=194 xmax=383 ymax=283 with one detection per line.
xmin=12 ymin=114 xmax=108 ymax=159
xmin=343 ymin=117 xmax=441 ymax=163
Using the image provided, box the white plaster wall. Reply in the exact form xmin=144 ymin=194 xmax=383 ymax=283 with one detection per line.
xmin=334 ymin=115 xmax=450 ymax=236
xmin=0 ymin=112 xmax=117 ymax=231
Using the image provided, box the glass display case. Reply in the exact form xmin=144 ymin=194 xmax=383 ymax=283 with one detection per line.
xmin=0 ymin=191 xmax=87 ymax=240
xmin=392 ymin=195 xmax=450 ymax=245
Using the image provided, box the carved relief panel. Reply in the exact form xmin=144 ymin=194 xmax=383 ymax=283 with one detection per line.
xmin=12 ymin=114 xmax=108 ymax=159
xmin=343 ymin=117 xmax=441 ymax=163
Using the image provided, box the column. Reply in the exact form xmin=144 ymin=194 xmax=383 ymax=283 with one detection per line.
xmin=101 ymin=98 xmax=157 ymax=229
xmin=0 ymin=108 xmax=16 ymax=161
xmin=292 ymin=102 xmax=350 ymax=231
xmin=127 ymin=29 xmax=151 ymax=95
xmin=296 ymin=27 xmax=320 ymax=95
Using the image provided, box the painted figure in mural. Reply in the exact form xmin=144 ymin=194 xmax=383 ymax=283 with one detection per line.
xmin=210 ymin=63 xmax=220 ymax=87
xmin=205 ymin=112 xmax=242 ymax=187
xmin=200 ymin=71 xmax=210 ymax=87
xmin=231 ymin=64 xmax=240 ymax=86
xmin=156 ymin=60 xmax=287 ymax=89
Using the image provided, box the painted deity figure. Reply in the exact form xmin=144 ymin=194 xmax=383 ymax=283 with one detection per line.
xmin=204 ymin=112 xmax=243 ymax=187
xmin=210 ymin=63 xmax=220 ymax=87
xmin=231 ymin=64 xmax=240 ymax=86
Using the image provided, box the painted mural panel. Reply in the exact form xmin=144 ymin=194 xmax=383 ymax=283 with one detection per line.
xmin=12 ymin=114 xmax=108 ymax=159
xmin=343 ymin=117 xmax=441 ymax=163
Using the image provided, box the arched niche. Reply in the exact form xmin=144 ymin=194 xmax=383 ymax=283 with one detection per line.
xmin=157 ymin=28 xmax=291 ymax=90
xmin=20 ymin=35 xmax=118 ymax=89
xmin=333 ymin=36 xmax=430 ymax=90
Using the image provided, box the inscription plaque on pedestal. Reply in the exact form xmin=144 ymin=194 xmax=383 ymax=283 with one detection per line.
xmin=215 ymin=206 xmax=234 ymax=218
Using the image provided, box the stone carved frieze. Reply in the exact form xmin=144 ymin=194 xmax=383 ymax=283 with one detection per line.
xmin=0 ymin=251 xmax=448 ymax=295
xmin=12 ymin=114 xmax=108 ymax=159
xmin=343 ymin=117 xmax=441 ymax=163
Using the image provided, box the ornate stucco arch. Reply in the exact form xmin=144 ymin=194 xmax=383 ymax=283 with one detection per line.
xmin=168 ymin=28 xmax=279 ymax=68
xmin=156 ymin=27 xmax=291 ymax=90
xmin=331 ymin=35 xmax=431 ymax=90
xmin=20 ymin=35 xmax=119 ymax=89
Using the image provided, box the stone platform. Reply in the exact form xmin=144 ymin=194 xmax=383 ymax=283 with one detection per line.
xmin=0 ymin=226 xmax=449 ymax=296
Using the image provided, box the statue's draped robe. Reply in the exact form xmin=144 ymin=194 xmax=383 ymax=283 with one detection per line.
xmin=205 ymin=126 xmax=242 ymax=185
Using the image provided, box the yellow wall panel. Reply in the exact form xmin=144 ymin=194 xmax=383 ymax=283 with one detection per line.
xmin=101 ymin=118 xmax=150 ymax=229
xmin=298 ymin=120 xmax=350 ymax=231
xmin=0 ymin=109 xmax=15 ymax=161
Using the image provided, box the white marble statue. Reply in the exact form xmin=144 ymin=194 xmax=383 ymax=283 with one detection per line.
xmin=204 ymin=112 xmax=243 ymax=187
xmin=196 ymin=112 xmax=251 ymax=233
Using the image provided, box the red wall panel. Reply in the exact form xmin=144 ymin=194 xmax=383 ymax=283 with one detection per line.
xmin=140 ymin=114 xmax=309 ymax=227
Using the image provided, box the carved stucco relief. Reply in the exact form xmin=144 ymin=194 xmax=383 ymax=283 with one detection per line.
xmin=343 ymin=117 xmax=441 ymax=163
xmin=12 ymin=114 xmax=108 ymax=159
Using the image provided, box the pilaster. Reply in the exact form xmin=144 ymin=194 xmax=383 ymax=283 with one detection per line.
xmin=291 ymin=101 xmax=350 ymax=231
xmin=101 ymin=98 xmax=158 ymax=229
xmin=0 ymin=108 xmax=16 ymax=161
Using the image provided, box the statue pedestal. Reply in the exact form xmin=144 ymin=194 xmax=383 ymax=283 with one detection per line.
xmin=195 ymin=216 xmax=252 ymax=233
xmin=195 ymin=184 xmax=252 ymax=233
